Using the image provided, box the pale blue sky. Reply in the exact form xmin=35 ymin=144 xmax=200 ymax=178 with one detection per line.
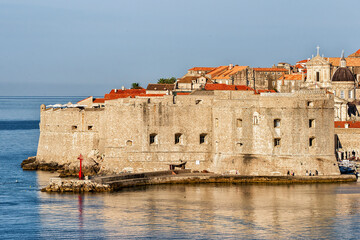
xmin=1 ymin=0 xmax=359 ymax=96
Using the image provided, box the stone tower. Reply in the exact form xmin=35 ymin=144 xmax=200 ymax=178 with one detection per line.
xmin=303 ymin=46 xmax=331 ymax=89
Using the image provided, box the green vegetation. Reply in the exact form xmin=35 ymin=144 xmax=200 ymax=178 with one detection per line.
xmin=131 ymin=83 xmax=142 ymax=89
xmin=157 ymin=77 xmax=176 ymax=84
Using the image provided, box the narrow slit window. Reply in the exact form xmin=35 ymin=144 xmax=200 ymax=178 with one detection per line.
xmin=72 ymin=125 xmax=77 ymax=130
xmin=237 ymin=119 xmax=242 ymax=128
xmin=274 ymin=138 xmax=281 ymax=147
xmin=175 ymin=133 xmax=182 ymax=145
xmin=309 ymin=137 xmax=315 ymax=147
xmin=316 ymin=72 xmax=320 ymax=82
xmin=274 ymin=119 xmax=280 ymax=128
xmin=200 ymin=133 xmax=207 ymax=144
xmin=309 ymin=119 xmax=315 ymax=128
xmin=150 ymin=133 xmax=157 ymax=145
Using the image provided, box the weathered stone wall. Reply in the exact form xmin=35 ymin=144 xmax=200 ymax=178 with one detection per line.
xmin=335 ymin=128 xmax=360 ymax=160
xmin=36 ymin=107 xmax=104 ymax=165
xmin=36 ymin=90 xmax=340 ymax=176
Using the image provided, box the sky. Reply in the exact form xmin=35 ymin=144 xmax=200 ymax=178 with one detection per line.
xmin=1 ymin=0 xmax=360 ymax=96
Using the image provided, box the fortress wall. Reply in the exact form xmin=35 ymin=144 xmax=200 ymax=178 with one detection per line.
xmin=36 ymin=107 xmax=104 ymax=165
xmin=101 ymin=95 xmax=215 ymax=173
xmin=99 ymin=91 xmax=339 ymax=176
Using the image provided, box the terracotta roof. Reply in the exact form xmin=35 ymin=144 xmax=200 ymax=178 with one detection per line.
xmin=335 ymin=121 xmax=360 ymax=128
xmin=328 ymin=57 xmax=360 ymax=67
xmin=295 ymin=64 xmax=304 ymax=69
xmin=297 ymin=59 xmax=310 ymax=64
xmin=206 ymin=66 xmax=229 ymax=78
xmin=146 ymin=84 xmax=174 ymax=91
xmin=278 ymin=74 xmax=303 ymax=81
xmin=177 ymin=76 xmax=199 ymax=84
xmin=348 ymin=49 xmax=360 ymax=58
xmin=188 ymin=67 xmax=216 ymax=71
xmin=253 ymin=68 xmax=288 ymax=72
xmin=176 ymin=92 xmax=191 ymax=95
xmin=256 ymin=89 xmax=276 ymax=93
xmin=212 ymin=66 xmax=248 ymax=80
xmin=93 ymin=98 xmax=105 ymax=103
xmin=204 ymin=84 xmax=253 ymax=91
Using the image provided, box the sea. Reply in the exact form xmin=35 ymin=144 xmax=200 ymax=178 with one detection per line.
xmin=1 ymin=96 xmax=360 ymax=240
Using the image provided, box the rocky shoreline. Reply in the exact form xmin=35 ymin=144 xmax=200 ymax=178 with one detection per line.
xmin=21 ymin=156 xmax=101 ymax=177
xmin=41 ymin=178 xmax=111 ymax=193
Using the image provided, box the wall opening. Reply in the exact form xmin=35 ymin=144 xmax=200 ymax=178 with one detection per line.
xmin=149 ymin=133 xmax=158 ymax=145
xmin=71 ymin=125 xmax=77 ymax=130
xmin=309 ymin=119 xmax=315 ymax=128
xmin=316 ymin=71 xmax=320 ymax=82
xmin=200 ymin=133 xmax=207 ymax=144
xmin=237 ymin=119 xmax=242 ymax=128
xmin=126 ymin=140 xmax=133 ymax=146
xmin=88 ymin=125 xmax=93 ymax=130
xmin=274 ymin=138 xmax=281 ymax=147
xmin=274 ymin=119 xmax=280 ymax=128
xmin=175 ymin=133 xmax=183 ymax=145
xmin=307 ymin=101 xmax=314 ymax=107
xmin=195 ymin=100 xmax=202 ymax=105
xmin=309 ymin=137 xmax=315 ymax=147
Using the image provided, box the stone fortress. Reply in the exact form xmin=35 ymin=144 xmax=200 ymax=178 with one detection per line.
xmin=35 ymin=47 xmax=360 ymax=177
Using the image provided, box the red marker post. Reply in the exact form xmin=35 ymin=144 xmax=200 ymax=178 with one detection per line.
xmin=78 ymin=154 xmax=83 ymax=180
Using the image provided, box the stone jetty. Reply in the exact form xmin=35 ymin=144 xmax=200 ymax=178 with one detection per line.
xmin=41 ymin=170 xmax=356 ymax=193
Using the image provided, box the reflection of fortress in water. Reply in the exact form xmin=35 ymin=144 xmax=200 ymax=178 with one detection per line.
xmin=36 ymin=182 xmax=360 ymax=239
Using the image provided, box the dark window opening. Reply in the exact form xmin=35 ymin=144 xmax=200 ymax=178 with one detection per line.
xmin=274 ymin=119 xmax=280 ymax=128
xmin=72 ymin=125 xmax=77 ymax=130
xmin=88 ymin=125 xmax=93 ymax=130
xmin=309 ymin=137 xmax=315 ymax=147
xmin=237 ymin=119 xmax=242 ymax=128
xmin=274 ymin=138 xmax=281 ymax=147
xmin=175 ymin=133 xmax=182 ymax=144
xmin=200 ymin=134 xmax=207 ymax=144
xmin=316 ymin=72 xmax=320 ymax=82
xmin=150 ymin=133 xmax=157 ymax=144
xmin=309 ymin=119 xmax=315 ymax=128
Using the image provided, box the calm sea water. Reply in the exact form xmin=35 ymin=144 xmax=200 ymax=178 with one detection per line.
xmin=1 ymin=96 xmax=360 ymax=239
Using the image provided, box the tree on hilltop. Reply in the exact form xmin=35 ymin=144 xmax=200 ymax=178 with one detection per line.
xmin=131 ymin=82 xmax=142 ymax=89
xmin=157 ymin=77 xmax=176 ymax=84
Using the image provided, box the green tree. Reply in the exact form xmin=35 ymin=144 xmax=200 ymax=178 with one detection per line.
xmin=157 ymin=77 xmax=176 ymax=84
xmin=131 ymin=82 xmax=141 ymax=89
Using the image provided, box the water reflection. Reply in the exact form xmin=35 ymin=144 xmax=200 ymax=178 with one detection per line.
xmin=36 ymin=177 xmax=360 ymax=239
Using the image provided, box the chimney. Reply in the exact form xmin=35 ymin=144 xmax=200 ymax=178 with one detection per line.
xmin=121 ymin=86 xmax=125 ymax=90
xmin=229 ymin=64 xmax=233 ymax=70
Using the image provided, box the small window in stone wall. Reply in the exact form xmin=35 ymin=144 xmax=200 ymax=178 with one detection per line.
xmin=237 ymin=119 xmax=242 ymax=128
xmin=150 ymin=133 xmax=158 ymax=145
xmin=200 ymin=133 xmax=207 ymax=144
xmin=88 ymin=125 xmax=93 ymax=130
xmin=195 ymin=99 xmax=202 ymax=105
xmin=340 ymin=90 xmax=345 ymax=99
xmin=126 ymin=140 xmax=133 ymax=146
xmin=274 ymin=119 xmax=280 ymax=128
xmin=309 ymin=119 xmax=315 ymax=128
xmin=72 ymin=125 xmax=77 ymax=130
xmin=175 ymin=133 xmax=183 ymax=145
xmin=309 ymin=137 xmax=315 ymax=147
xmin=307 ymin=101 xmax=314 ymax=107
xmin=215 ymin=118 xmax=219 ymax=127
xmin=274 ymin=138 xmax=281 ymax=147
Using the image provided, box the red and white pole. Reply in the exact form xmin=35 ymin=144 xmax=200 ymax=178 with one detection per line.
xmin=78 ymin=154 xmax=83 ymax=180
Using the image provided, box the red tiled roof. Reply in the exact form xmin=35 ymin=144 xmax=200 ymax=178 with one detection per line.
xmin=348 ymin=49 xmax=360 ymax=58
xmin=212 ymin=66 xmax=248 ymax=80
xmin=177 ymin=76 xmax=199 ymax=84
xmin=176 ymin=92 xmax=191 ymax=95
xmin=327 ymin=58 xmax=360 ymax=67
xmin=278 ymin=74 xmax=303 ymax=81
xmin=204 ymin=84 xmax=254 ymax=91
xmin=256 ymin=89 xmax=276 ymax=93
xmin=253 ymin=68 xmax=288 ymax=72
xmin=297 ymin=59 xmax=309 ymax=64
xmin=188 ymin=67 xmax=216 ymax=71
xmin=93 ymin=98 xmax=105 ymax=103
xmin=146 ymin=84 xmax=174 ymax=91
xmin=335 ymin=121 xmax=360 ymax=128
xmin=295 ymin=64 xmax=304 ymax=69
